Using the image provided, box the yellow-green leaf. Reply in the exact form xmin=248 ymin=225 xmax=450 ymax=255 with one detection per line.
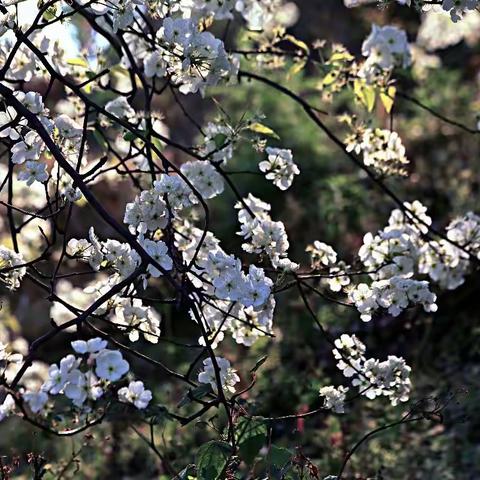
xmin=322 ymin=70 xmax=338 ymax=87
xmin=283 ymin=34 xmax=310 ymax=54
xmin=248 ymin=122 xmax=280 ymax=139
xmin=67 ymin=58 xmax=88 ymax=68
xmin=354 ymin=79 xmax=376 ymax=112
xmin=287 ymin=60 xmax=307 ymax=79
xmin=330 ymin=51 xmax=354 ymax=63
xmin=380 ymin=86 xmax=396 ymax=114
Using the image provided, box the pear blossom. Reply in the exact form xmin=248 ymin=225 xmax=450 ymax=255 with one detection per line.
xmin=71 ymin=338 xmax=108 ymax=355
xmin=105 ymin=97 xmax=136 ymax=120
xmin=95 ymin=350 xmax=130 ymax=382
xmin=55 ymin=114 xmax=83 ymax=138
xmin=140 ymin=238 xmax=173 ymax=277
xmin=306 ymin=241 xmax=337 ymax=267
xmin=118 ymin=381 xmax=152 ymax=409
xmin=0 ymin=246 xmax=26 ymax=290
xmin=259 ymin=147 xmax=299 ymax=190
xmin=319 ymin=386 xmax=348 ymax=413
xmin=17 ymin=161 xmax=49 ymax=185
xmin=180 ymin=161 xmax=224 ymax=199
xmin=198 ymin=357 xmax=240 ymax=394
xmin=143 ymin=51 xmax=166 ymax=78
xmin=0 ymin=395 xmax=16 ymax=422
xmin=11 ymin=131 xmax=44 ymax=165
xmin=23 ymin=390 xmax=48 ymax=413
xmin=361 ymin=24 xmax=412 ymax=74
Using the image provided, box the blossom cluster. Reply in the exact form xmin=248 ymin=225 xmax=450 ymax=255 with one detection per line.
xmin=419 ymin=212 xmax=480 ymax=290
xmin=0 ymin=338 xmax=152 ymax=425
xmin=172 ymin=218 xmax=275 ymax=347
xmin=424 ymin=0 xmax=480 ymax=22
xmin=363 ymin=0 xmax=480 ymax=24
xmin=320 ymin=334 xmax=411 ymax=413
xmin=306 ymin=201 xmax=480 ymax=321
xmin=197 ymin=357 xmax=240 ymax=394
xmin=319 ymin=385 xmax=349 ymax=414
xmin=259 ymin=147 xmax=300 ymax=190
xmin=417 ymin=8 xmax=480 ymax=51
xmin=0 ymin=89 xmax=85 ymax=200
xmin=346 ymin=127 xmax=409 ymax=176
xmin=66 ymin=239 xmax=164 ymax=343
xmin=179 ymin=0 xmax=293 ymax=31
xmin=306 ymin=241 xmax=338 ymax=268
xmin=68 ymin=228 xmax=142 ymax=280
xmin=236 ymin=194 xmax=297 ymax=270
xmin=145 ymin=18 xmax=238 ymax=95
xmin=351 ymin=201 xmax=436 ymax=320
xmin=0 ymin=246 xmax=26 ymax=290
xmin=0 ymin=0 xmax=479 ymax=469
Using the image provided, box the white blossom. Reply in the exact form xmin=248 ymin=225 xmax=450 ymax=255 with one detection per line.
xmin=197 ymin=357 xmax=240 ymax=394
xmin=0 ymin=246 xmax=26 ymax=290
xmin=118 ymin=381 xmax=152 ymax=409
xmin=0 ymin=394 xmax=16 ymax=422
xmin=180 ymin=161 xmax=224 ymax=200
xmin=306 ymin=241 xmax=338 ymax=267
xmin=319 ymin=385 xmax=348 ymax=413
xmin=11 ymin=131 xmax=44 ymax=165
xmin=95 ymin=350 xmax=130 ymax=382
xmin=361 ymin=24 xmax=412 ymax=74
xmin=71 ymin=338 xmax=108 ymax=355
xmin=259 ymin=147 xmax=299 ymax=190
xmin=23 ymin=390 xmax=48 ymax=413
xmin=17 ymin=161 xmax=49 ymax=185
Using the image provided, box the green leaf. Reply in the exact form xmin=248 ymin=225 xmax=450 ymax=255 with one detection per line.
xmin=42 ymin=7 xmax=57 ymax=21
xmin=177 ymin=383 xmax=212 ymax=408
xmin=196 ymin=440 xmax=232 ymax=480
xmin=92 ymin=129 xmax=108 ymax=152
xmin=250 ymin=355 xmax=268 ymax=374
xmin=123 ymin=131 xmax=137 ymax=142
xmin=176 ymin=465 xmax=195 ymax=480
xmin=236 ymin=418 xmax=267 ymax=464
xmin=269 ymin=445 xmax=293 ymax=468
xmin=248 ymin=122 xmax=280 ymax=140
xmin=152 ymin=137 xmax=164 ymax=154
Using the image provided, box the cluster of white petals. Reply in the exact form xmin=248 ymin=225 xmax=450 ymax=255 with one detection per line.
xmin=118 ymin=381 xmax=152 ymax=409
xmin=0 ymin=246 xmax=26 ymax=290
xmin=0 ymin=338 xmax=152 ymax=423
xmin=236 ymin=194 xmax=297 ymax=270
xmin=0 ymin=0 xmax=478 ymax=462
xmin=439 ymin=0 xmax=480 ymax=22
xmin=145 ymin=17 xmax=238 ymax=95
xmin=259 ymin=147 xmax=299 ymax=190
xmin=320 ymin=334 xmax=411 ymax=410
xmin=417 ymin=9 xmax=480 ymax=50
xmin=346 ymin=128 xmax=409 ymax=176
xmin=319 ymin=385 xmax=349 ymax=413
xmin=197 ymin=357 xmax=240 ymax=394
xmin=306 ymin=241 xmax=338 ymax=268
